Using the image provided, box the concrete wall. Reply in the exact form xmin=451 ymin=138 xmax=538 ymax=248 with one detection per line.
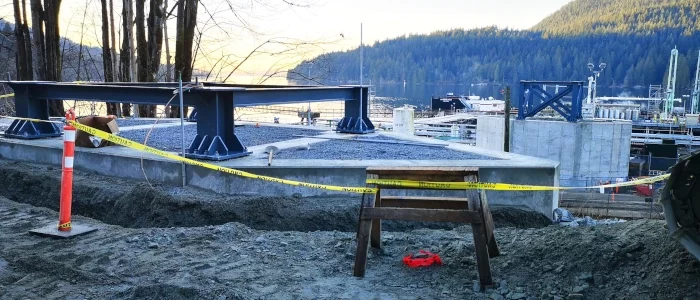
xmin=477 ymin=116 xmax=632 ymax=186
xmin=0 ymin=139 xmax=559 ymax=217
xmin=476 ymin=116 xmax=507 ymax=152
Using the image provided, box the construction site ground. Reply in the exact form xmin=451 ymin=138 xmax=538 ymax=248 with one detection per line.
xmin=0 ymin=159 xmax=698 ymax=300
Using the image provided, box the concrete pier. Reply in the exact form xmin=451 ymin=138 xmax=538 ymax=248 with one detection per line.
xmin=477 ymin=116 xmax=632 ymax=186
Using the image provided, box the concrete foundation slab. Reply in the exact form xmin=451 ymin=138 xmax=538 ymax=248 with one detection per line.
xmin=0 ymin=124 xmax=560 ymax=216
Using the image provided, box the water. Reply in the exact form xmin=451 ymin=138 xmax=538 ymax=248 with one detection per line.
xmin=370 ymin=83 xmax=651 ymax=109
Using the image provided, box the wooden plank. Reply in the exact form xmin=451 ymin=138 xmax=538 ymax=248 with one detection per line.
xmin=361 ymin=208 xmax=482 ymax=223
xmin=353 ymin=218 xmax=372 ymax=277
xmin=471 ymin=222 xmax=493 ymax=287
xmin=369 ymin=174 xmax=382 ymax=249
xmin=354 ymin=192 xmax=375 ymax=277
xmin=381 ymin=196 xmax=469 ymax=210
xmin=366 ymin=167 xmax=479 ymax=176
xmin=479 ymin=190 xmax=500 ymax=258
xmin=382 ymin=199 xmax=469 ymax=210
xmin=374 ymin=174 xmax=474 ymax=183
xmin=560 ymin=200 xmax=658 ymax=209
xmin=381 ymin=196 xmax=469 ymax=202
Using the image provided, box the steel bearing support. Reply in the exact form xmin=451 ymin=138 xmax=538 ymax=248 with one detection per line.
xmin=518 ymin=81 xmax=584 ymax=123
xmin=3 ymin=85 xmax=62 ymax=139
xmin=185 ymin=93 xmax=250 ymax=160
xmin=336 ymin=86 xmax=375 ymax=133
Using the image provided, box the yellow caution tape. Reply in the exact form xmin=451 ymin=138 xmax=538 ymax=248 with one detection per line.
xmin=58 ymin=222 xmax=71 ymax=229
xmin=367 ymin=174 xmax=670 ymax=191
xmin=0 ymin=116 xmax=672 ymax=194
xmin=67 ymin=120 xmax=376 ymax=194
xmin=0 ymin=93 xmax=14 ymax=99
xmin=1 ymin=116 xmax=64 ymax=124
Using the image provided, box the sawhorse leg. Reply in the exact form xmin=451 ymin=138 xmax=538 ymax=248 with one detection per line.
xmin=471 ymin=222 xmax=493 ymax=287
xmin=354 ymin=192 xmax=375 ymax=277
xmin=370 ymin=189 xmax=382 ymax=249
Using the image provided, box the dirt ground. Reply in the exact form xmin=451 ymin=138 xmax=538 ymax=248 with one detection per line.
xmin=0 ymin=159 xmax=699 ymax=300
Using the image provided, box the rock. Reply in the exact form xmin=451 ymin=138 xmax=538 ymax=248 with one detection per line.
xmin=571 ymin=284 xmax=588 ymax=293
xmin=127 ymin=237 xmax=139 ymax=243
xmin=473 ymin=280 xmax=481 ymax=292
xmin=579 ymin=272 xmax=593 ymax=282
xmin=499 ymin=280 xmax=508 ymax=290
xmin=593 ymin=273 xmax=606 ymax=286
xmin=280 ymin=241 xmax=289 ymax=247
xmin=628 ymin=286 xmax=638 ymax=292
xmin=621 ymin=242 xmax=643 ymax=254
xmin=501 ymin=262 xmax=509 ymax=268
xmin=554 ymin=265 xmax=564 ymax=274
xmin=345 ymin=252 xmax=354 ymax=259
xmin=292 ymin=193 xmax=303 ymax=199
xmin=489 ymin=293 xmax=505 ymax=300
xmin=255 ymin=236 xmax=266 ymax=243
xmin=566 ymin=294 xmax=584 ymax=300
xmin=148 ymin=242 xmax=159 ymax=249
xmin=508 ymin=292 xmax=527 ymax=300
xmin=577 ymin=216 xmax=597 ymax=226
xmin=334 ymin=242 xmax=343 ymax=248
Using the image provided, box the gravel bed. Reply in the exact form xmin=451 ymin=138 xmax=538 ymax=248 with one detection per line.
xmin=118 ymin=125 xmax=325 ymax=152
xmin=115 ymin=119 xmax=178 ymax=127
xmin=274 ymin=134 xmax=499 ymax=160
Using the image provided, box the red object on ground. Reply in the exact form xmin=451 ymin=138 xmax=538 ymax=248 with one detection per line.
xmin=403 ymin=250 xmax=443 ymax=268
xmin=59 ymin=109 xmax=76 ymax=231
xmin=635 ymin=184 xmax=653 ymax=197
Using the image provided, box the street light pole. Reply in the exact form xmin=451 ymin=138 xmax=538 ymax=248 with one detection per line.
xmin=307 ymin=62 xmax=313 ymax=126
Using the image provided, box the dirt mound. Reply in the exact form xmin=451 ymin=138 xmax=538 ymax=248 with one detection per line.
xmin=0 ymin=196 xmax=697 ymax=300
xmin=0 ymin=159 xmax=550 ymax=231
xmin=122 ymin=284 xmax=247 ymax=300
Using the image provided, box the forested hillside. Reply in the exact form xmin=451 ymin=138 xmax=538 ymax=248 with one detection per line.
xmin=288 ymin=0 xmax=700 ymax=90
xmin=533 ymin=0 xmax=700 ymax=36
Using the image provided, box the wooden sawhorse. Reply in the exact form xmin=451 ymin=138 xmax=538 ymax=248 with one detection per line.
xmin=353 ymin=167 xmax=500 ymax=286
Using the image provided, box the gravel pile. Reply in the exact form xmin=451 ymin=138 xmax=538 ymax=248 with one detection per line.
xmin=274 ymin=135 xmax=499 ymax=160
xmin=118 ymin=125 xmax=325 ymax=152
xmin=115 ymin=119 xmax=178 ymax=127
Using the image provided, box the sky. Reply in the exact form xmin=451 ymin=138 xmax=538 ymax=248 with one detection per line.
xmin=0 ymin=0 xmax=574 ymax=82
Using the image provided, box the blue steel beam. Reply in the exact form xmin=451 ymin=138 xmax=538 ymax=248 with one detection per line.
xmin=231 ymin=87 xmax=357 ymax=107
xmin=3 ymin=81 xmax=375 ymax=160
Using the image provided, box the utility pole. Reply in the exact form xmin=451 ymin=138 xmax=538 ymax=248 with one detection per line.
xmin=504 ymin=86 xmax=511 ymax=152
xmin=307 ymin=62 xmax=313 ymax=126
xmin=586 ymin=62 xmax=606 ymax=118
xmin=359 ymin=23 xmax=364 ymax=130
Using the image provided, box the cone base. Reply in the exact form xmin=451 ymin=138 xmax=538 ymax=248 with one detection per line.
xmin=29 ymin=224 xmax=97 ymax=239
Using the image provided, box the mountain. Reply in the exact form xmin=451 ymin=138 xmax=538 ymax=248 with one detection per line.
xmin=287 ymin=0 xmax=700 ymax=90
xmin=0 ymin=20 xmax=106 ymax=82
xmin=533 ymin=0 xmax=700 ymax=36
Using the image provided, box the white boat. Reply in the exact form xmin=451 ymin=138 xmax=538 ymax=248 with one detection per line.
xmin=431 ymin=93 xmax=505 ymax=112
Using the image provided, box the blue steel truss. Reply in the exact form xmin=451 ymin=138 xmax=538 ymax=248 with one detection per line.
xmin=3 ymin=81 xmax=374 ymax=160
xmin=518 ymin=81 xmax=584 ymax=122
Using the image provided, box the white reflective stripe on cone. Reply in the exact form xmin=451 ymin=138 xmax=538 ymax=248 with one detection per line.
xmin=64 ymin=157 xmax=74 ymax=169
xmin=64 ymin=130 xmax=76 ymax=142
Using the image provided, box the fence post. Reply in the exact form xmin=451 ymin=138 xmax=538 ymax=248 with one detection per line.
xmin=29 ymin=108 xmax=97 ymax=238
